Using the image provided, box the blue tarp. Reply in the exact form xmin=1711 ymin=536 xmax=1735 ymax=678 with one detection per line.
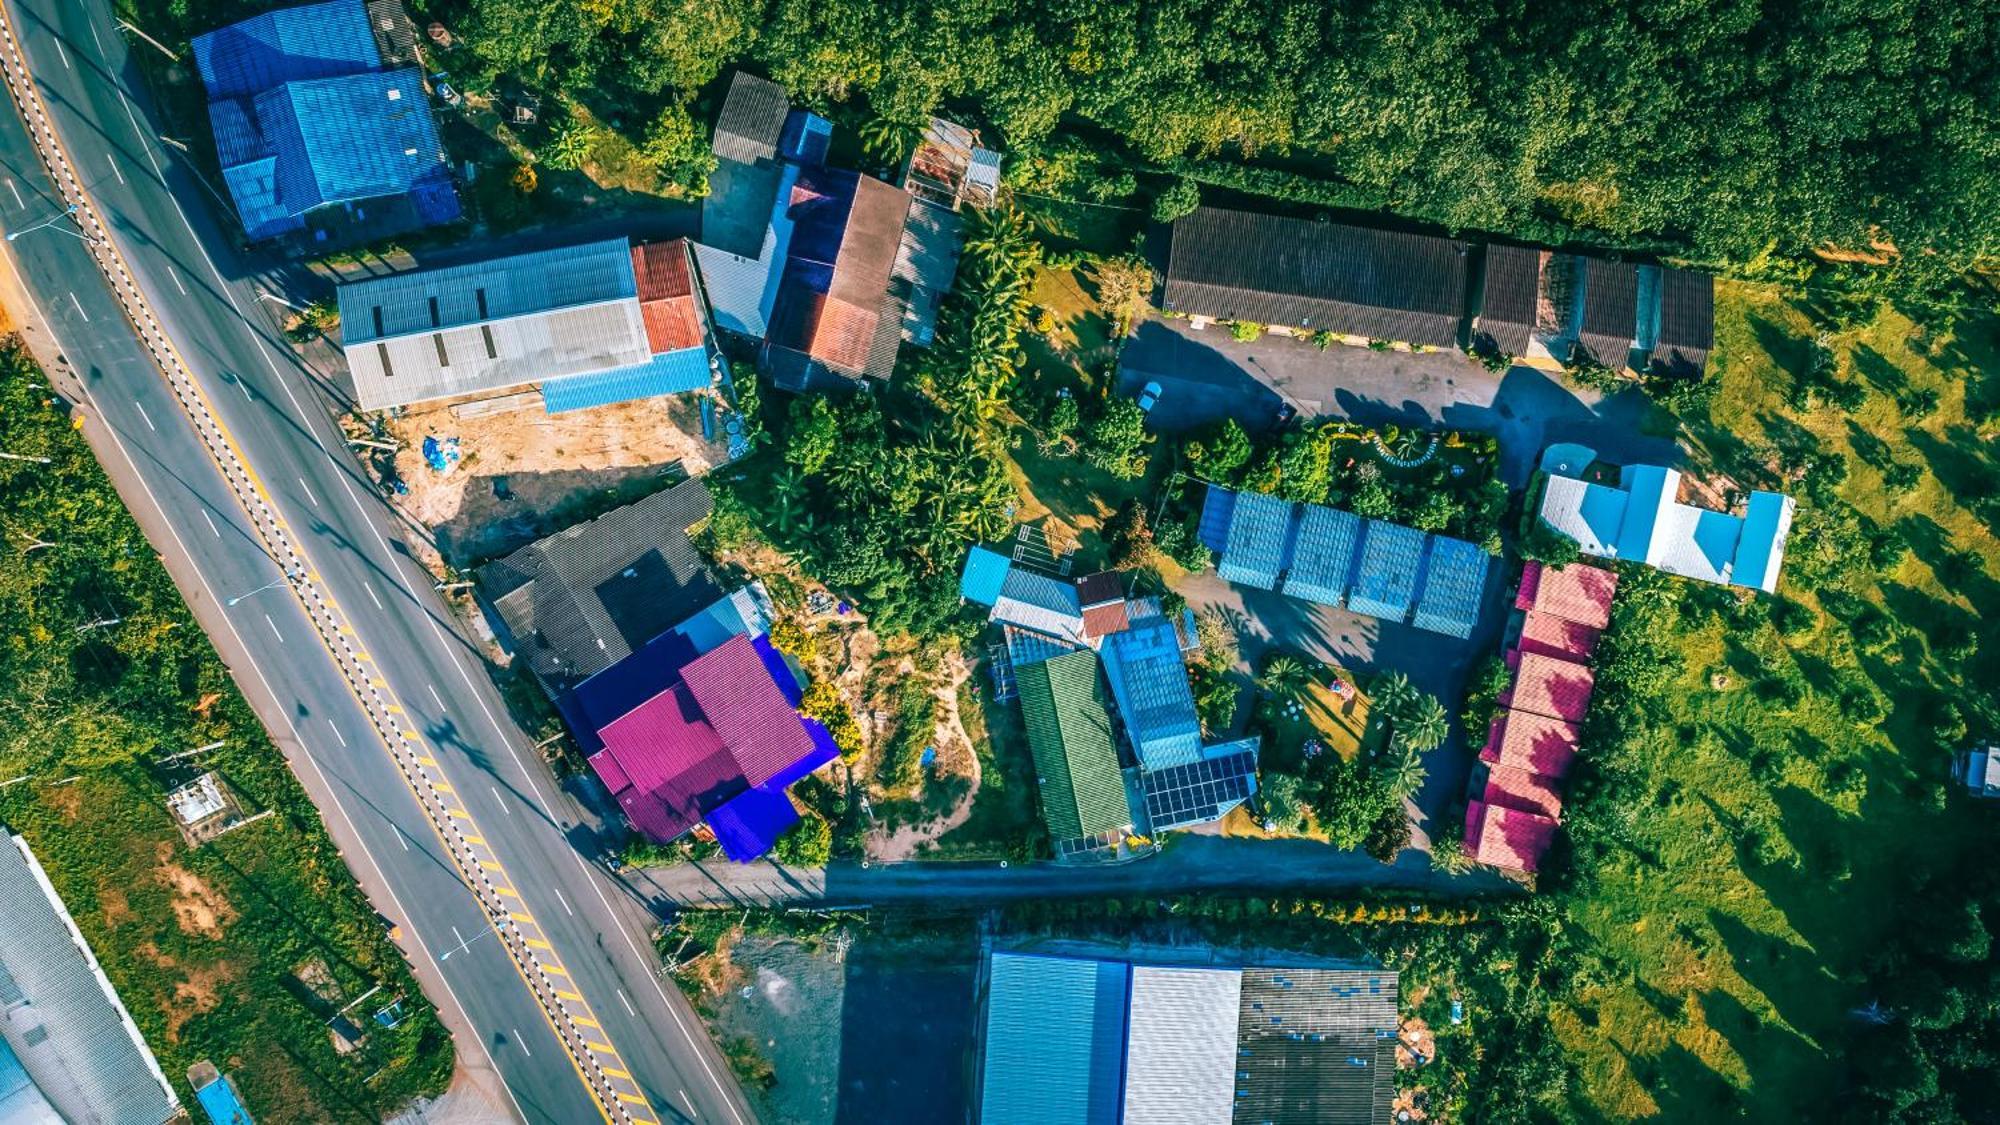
xmin=543 ymin=347 xmax=713 ymax=413
xmin=779 ymin=110 xmax=833 ymax=166
xmin=195 ymin=1074 xmax=255 ymax=1125
xmin=559 ymin=630 xmax=702 ymax=756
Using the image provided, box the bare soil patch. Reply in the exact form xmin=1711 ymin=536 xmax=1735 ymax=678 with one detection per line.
xmin=156 ymin=843 xmax=237 ymax=938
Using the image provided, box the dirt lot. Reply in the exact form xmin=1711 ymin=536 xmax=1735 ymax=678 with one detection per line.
xmin=371 ymin=389 xmax=729 ymax=565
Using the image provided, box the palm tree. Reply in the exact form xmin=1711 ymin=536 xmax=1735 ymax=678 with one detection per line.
xmin=1380 ymin=744 xmax=1429 ymax=802
xmin=1256 ymin=655 xmax=1315 ymax=706
xmin=1372 ymin=670 xmax=1418 ymax=720
xmin=858 ymin=115 xmax=924 ymax=167
xmin=1394 ymin=694 xmax=1450 ymax=753
xmin=769 ymin=468 xmax=807 ymax=535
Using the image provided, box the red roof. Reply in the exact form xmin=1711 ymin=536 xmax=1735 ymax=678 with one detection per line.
xmin=1516 ymin=610 xmax=1601 ymax=662
xmin=1482 ymin=763 xmax=1565 ymax=819
xmin=1081 ymin=601 xmax=1131 ymax=639
xmin=631 ymin=241 xmax=704 ymax=353
xmin=1515 ymin=561 xmax=1617 ymax=630
xmin=1501 ymin=650 xmax=1597 ymax=722
xmin=679 ymin=634 xmax=815 ymax=787
xmin=1480 ymin=709 xmax=1581 ymax=779
xmin=1466 ymin=800 xmax=1558 ymax=872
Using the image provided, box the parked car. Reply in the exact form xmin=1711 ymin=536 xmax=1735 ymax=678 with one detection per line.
xmin=1137 ymin=380 xmax=1163 ymax=413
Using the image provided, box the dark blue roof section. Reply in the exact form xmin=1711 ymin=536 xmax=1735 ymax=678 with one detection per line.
xmin=779 ymin=110 xmax=833 ymax=166
xmin=1411 ymin=536 xmax=1489 ymax=639
xmin=707 ymin=785 xmax=801 ymax=861
xmin=751 ymin=633 xmax=804 ymax=706
xmin=1218 ymin=490 xmax=1295 ymax=590
xmin=1347 ymin=520 xmax=1427 ymax=621
xmin=1284 ymin=504 xmax=1363 ymax=606
xmin=192 ymin=0 xmax=379 ymax=101
xmin=1197 ymin=484 xmax=1237 ymax=553
xmin=559 ymin=629 xmax=701 ymax=756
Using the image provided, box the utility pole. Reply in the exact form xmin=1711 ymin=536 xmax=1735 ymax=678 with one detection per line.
xmin=116 ymin=19 xmax=179 ymax=61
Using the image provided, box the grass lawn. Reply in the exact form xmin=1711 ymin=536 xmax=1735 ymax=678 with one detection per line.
xmin=921 ymin=677 xmax=1044 ymax=861
xmin=1263 ymin=669 xmax=1379 ymax=768
xmin=1550 ymin=282 xmax=2000 ymax=1118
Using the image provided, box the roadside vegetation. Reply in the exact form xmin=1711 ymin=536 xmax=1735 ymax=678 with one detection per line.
xmin=0 ymin=345 xmax=449 ymax=1119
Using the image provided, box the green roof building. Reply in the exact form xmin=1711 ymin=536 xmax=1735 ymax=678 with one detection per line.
xmin=1015 ymin=650 xmax=1133 ymax=842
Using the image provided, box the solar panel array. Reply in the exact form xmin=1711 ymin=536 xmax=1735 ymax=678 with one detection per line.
xmin=1346 ymin=520 xmax=1427 ymax=620
xmin=1142 ymin=750 xmax=1257 ymax=829
xmin=1284 ymin=504 xmax=1363 ymax=605
xmin=1412 ymin=536 xmax=1490 ymax=639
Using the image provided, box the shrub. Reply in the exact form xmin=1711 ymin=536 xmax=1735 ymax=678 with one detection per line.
xmin=1229 ymin=320 xmax=1263 ymax=342
xmin=800 ymin=681 xmax=864 ymax=761
xmin=1152 ymin=178 xmax=1201 ymax=223
xmin=771 ymin=813 xmax=833 ymax=867
xmin=1105 ymin=499 xmax=1154 ymax=566
xmin=1260 ymin=771 xmax=1309 ymax=834
xmin=1520 ymin=518 xmax=1583 ymax=566
xmin=642 ymin=102 xmax=719 ymax=195
xmin=1086 ymin=398 xmax=1150 ymax=479
xmin=1363 ymin=804 xmax=1413 ymax=863
xmin=1186 ymin=419 xmax=1253 ymax=482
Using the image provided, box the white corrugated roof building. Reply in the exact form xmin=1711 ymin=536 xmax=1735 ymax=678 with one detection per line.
xmin=1538 ymin=463 xmax=1793 ymax=594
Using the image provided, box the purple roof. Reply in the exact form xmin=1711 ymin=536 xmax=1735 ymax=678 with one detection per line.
xmin=707 ymin=786 xmax=802 ymax=861
xmin=680 ymin=634 xmax=816 ymax=787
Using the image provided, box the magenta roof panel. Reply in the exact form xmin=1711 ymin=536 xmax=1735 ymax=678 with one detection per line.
xmin=1501 ymin=650 xmax=1598 ymax=723
xmin=679 ymin=634 xmax=815 ymax=787
xmin=597 ymin=684 xmax=725 ymax=795
xmin=1469 ymin=800 xmax=1558 ymax=872
xmin=1480 ymin=709 xmax=1581 ymax=779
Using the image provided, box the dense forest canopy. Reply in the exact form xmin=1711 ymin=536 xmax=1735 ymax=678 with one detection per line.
xmin=442 ymin=0 xmax=2000 ymax=283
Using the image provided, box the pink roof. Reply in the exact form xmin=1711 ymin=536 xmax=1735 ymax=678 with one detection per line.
xmin=1481 ymin=709 xmax=1581 ymax=779
xmin=678 ymin=634 xmax=814 ymax=787
xmin=1516 ymin=561 xmax=1617 ymax=630
xmin=1468 ymin=800 xmax=1559 ymax=872
xmin=1516 ymin=611 xmax=1601 ymax=662
xmin=598 ymin=684 xmax=726 ymax=794
xmin=1501 ymin=650 xmax=1597 ymax=722
xmin=1482 ymin=763 xmax=1565 ymax=819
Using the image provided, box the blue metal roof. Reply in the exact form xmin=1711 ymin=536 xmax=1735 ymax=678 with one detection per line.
xmin=543 ymin=346 xmax=713 ymax=413
xmin=1410 ymin=536 xmax=1489 ymax=639
xmin=981 ymin=953 xmax=1129 ymax=1125
xmin=1102 ymin=617 xmax=1203 ymax=770
xmin=1347 ymin=520 xmax=1426 ymax=621
xmin=1284 ymin=504 xmax=1363 ymax=606
xmin=706 ymin=785 xmax=801 ymax=861
xmin=779 ymin=110 xmax=833 ymax=166
xmin=1197 ymin=484 xmax=1237 ymax=553
xmin=1730 ymin=491 xmax=1794 ymax=593
xmin=959 ymin=545 xmax=1013 ymax=606
xmin=193 ymin=1072 xmax=254 ymax=1125
xmin=1217 ymin=490 xmax=1295 ymax=590
xmin=192 ymin=0 xmax=378 ymax=101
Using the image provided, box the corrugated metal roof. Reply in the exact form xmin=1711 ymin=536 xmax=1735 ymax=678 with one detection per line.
xmin=1346 ymin=520 xmax=1426 ymax=621
xmin=340 ymin=239 xmax=658 ymax=409
xmin=1198 ymin=485 xmax=1237 ymax=553
xmin=1474 ymin=243 xmax=1541 ymax=357
xmin=542 ymin=347 xmax=713 ymax=413
xmin=192 ymin=0 xmax=379 ymax=101
xmin=679 ymin=633 xmax=817 ymax=788
xmin=1479 ymin=708 xmax=1581 ymax=779
xmin=1648 ymin=267 xmax=1714 ymax=379
xmin=992 ymin=567 xmax=1086 ymax=642
xmin=959 ymin=546 xmax=1013 ymax=606
xmin=712 ymin=72 xmax=789 ymax=165
xmin=1164 ymin=207 xmax=1468 ymax=348
xmin=0 ymin=836 xmax=179 ymax=1125
xmin=1217 ymin=490 xmax=1295 ymax=590
xmin=893 ymin=199 xmax=964 ymax=346
xmin=1283 ymin=503 xmax=1362 ymax=605
xmin=1410 ymin=535 xmax=1488 ymax=639
xmin=1233 ymin=967 xmax=1398 ymax=1125
xmin=1732 ymin=492 xmax=1794 ymax=594
xmin=1537 ymin=474 xmax=1629 ymax=558
xmin=1124 ymin=966 xmax=1242 ymax=1124
xmin=1102 ymin=618 xmax=1203 ymax=771
xmin=632 ymin=240 xmax=706 ymax=352
xmin=1577 ymin=258 xmax=1640 ymax=369
xmin=1016 ymin=650 xmax=1133 ymax=840
xmin=981 ymin=953 xmax=1129 ymax=1125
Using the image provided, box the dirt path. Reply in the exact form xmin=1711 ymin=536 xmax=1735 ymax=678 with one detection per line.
xmin=871 ymin=651 xmax=980 ymax=861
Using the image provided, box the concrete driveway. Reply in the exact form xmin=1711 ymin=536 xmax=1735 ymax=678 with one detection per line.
xmin=1119 ymin=316 xmax=1678 ymax=484
xmin=1175 ymin=567 xmax=1510 ymax=852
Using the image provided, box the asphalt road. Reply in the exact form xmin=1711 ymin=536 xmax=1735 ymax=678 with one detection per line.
xmin=627 ymin=835 xmax=1513 ymax=908
xmin=0 ymin=4 xmax=752 ymax=1122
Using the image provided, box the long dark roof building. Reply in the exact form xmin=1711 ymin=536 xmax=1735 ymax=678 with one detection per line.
xmin=1163 ymin=207 xmax=1469 ymax=348
xmin=1575 ymin=258 xmax=1640 ymax=370
xmin=1472 ymin=243 xmax=1543 ymax=357
xmin=710 ymin=72 xmax=789 ymax=165
xmin=478 ymin=479 xmax=719 ymax=697
xmin=1648 ymin=266 xmax=1715 ymax=379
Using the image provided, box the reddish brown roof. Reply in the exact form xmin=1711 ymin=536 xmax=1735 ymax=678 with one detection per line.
xmin=1515 ymin=561 xmax=1617 ymax=630
xmin=631 ymin=240 xmax=704 ymax=353
xmin=1501 ymin=649 xmax=1597 ymax=723
xmin=1516 ymin=610 xmax=1601 ymax=662
xmin=1466 ymin=799 xmax=1558 ymax=873
xmin=1480 ymin=709 xmax=1581 ymax=779
xmin=1482 ymin=763 xmax=1565 ymax=819
xmin=770 ymin=290 xmax=880 ymax=374
xmin=1081 ymin=601 xmax=1131 ymax=640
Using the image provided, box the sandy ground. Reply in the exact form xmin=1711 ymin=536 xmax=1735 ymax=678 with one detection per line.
xmin=367 ymin=389 xmax=729 ymax=565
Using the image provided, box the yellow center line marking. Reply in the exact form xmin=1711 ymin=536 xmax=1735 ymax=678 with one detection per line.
xmin=556 ymin=990 xmax=583 ymax=1001
xmin=572 ymin=1016 xmax=600 ymax=1029
xmin=494 ymin=886 xmax=520 ymax=898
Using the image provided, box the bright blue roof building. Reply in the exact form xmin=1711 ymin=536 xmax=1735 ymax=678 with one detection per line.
xmin=194 ymin=0 xmax=459 ymax=244
xmin=1284 ymin=503 xmax=1364 ymax=606
xmin=1410 ymin=535 xmax=1489 ymax=639
xmin=1347 ymin=520 xmax=1427 ymax=621
xmin=1101 ymin=616 xmax=1204 ymax=770
xmin=1215 ymin=489 xmax=1296 ymax=590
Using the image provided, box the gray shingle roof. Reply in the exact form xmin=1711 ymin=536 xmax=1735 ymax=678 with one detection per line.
xmin=1577 ymin=258 xmax=1640 ymax=370
xmin=0 ymin=836 xmax=179 ymax=1125
xmin=1164 ymin=207 xmax=1469 ymax=348
xmin=479 ymin=478 xmax=719 ymax=696
xmin=711 ymin=72 xmax=788 ymax=165
xmin=1474 ymin=243 xmax=1542 ymax=357
xmin=1648 ymin=266 xmax=1714 ymax=379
